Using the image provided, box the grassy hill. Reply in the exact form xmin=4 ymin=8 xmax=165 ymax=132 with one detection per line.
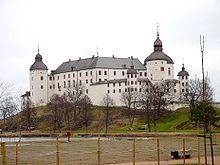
xmin=1 ymin=106 xmax=220 ymax=133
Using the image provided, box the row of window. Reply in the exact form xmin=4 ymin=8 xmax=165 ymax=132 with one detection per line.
xmin=48 ymin=70 xmax=147 ymax=81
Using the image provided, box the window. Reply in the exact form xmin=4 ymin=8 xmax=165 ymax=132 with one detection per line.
xmin=64 ymin=81 xmax=66 ymax=88
xmin=144 ymin=72 xmax=147 ymax=77
xmin=119 ymin=89 xmax=121 ymax=93
xmin=139 ymin=82 xmax=141 ymax=85
xmin=139 ymin=88 xmax=142 ymax=92
xmin=119 ymin=82 xmax=121 ymax=86
xmin=131 ymin=74 xmax=133 ymax=78
xmin=73 ymin=73 xmax=75 ymax=78
xmin=53 ymin=84 xmax=55 ymax=89
xmin=86 ymin=79 xmax=88 ymax=84
xmin=50 ymin=85 xmax=52 ymax=89
xmin=49 ymin=77 xmax=52 ymax=81
xmin=125 ymin=88 xmax=127 ymax=92
xmin=107 ymin=83 xmax=109 ymax=87
xmin=113 ymin=83 xmax=115 ymax=87
xmin=186 ymin=82 xmax=188 ymax=86
xmin=182 ymin=76 xmax=184 ymax=80
xmin=168 ymin=68 xmax=171 ymax=75
xmin=174 ymin=89 xmax=177 ymax=93
xmin=79 ymin=72 xmax=82 ymax=77
xmin=41 ymin=85 xmax=43 ymax=89
xmin=68 ymin=80 xmax=70 ymax=88
xmin=135 ymin=74 xmax=137 ymax=78
xmin=122 ymin=71 xmax=125 ymax=76
xmin=186 ymin=88 xmax=189 ymax=92
xmin=99 ymin=70 xmax=101 ymax=75
xmin=135 ymin=81 xmax=137 ymax=85
xmin=104 ymin=71 xmax=107 ymax=75
xmin=140 ymin=72 xmax=142 ymax=76
xmin=127 ymin=74 xmax=129 ymax=78
xmin=186 ymin=76 xmax=188 ymax=79
xmin=182 ymin=82 xmax=184 ymax=86
xmin=90 ymin=79 xmax=93 ymax=83
xmin=160 ymin=67 xmax=164 ymax=71
xmin=104 ymin=79 xmax=107 ymax=81
xmin=113 ymin=89 xmax=115 ymax=93
xmin=79 ymin=80 xmax=82 ymax=85
xmin=63 ymin=75 xmax=66 ymax=79
xmin=86 ymin=72 xmax=88 ymax=76
xmin=68 ymin=74 xmax=70 ymax=78
xmin=86 ymin=89 xmax=88 ymax=94
xmin=131 ymin=81 xmax=133 ymax=85
xmin=182 ymin=89 xmax=185 ymax=92
xmin=41 ymin=76 xmax=43 ymax=80
xmin=125 ymin=82 xmax=127 ymax=86
xmin=162 ymin=61 xmax=163 ymax=64
xmin=114 ymin=71 xmax=116 ymax=76
xmin=90 ymin=71 xmax=92 ymax=76
xmin=174 ymin=83 xmax=176 ymax=86
xmin=135 ymin=88 xmax=137 ymax=91
xmin=73 ymin=80 xmax=75 ymax=87
xmin=108 ymin=90 xmax=110 ymax=94
xmin=99 ymin=78 xmax=101 ymax=82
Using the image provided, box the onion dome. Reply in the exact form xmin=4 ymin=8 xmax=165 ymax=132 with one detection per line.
xmin=177 ymin=64 xmax=189 ymax=76
xmin=30 ymin=49 xmax=48 ymax=70
xmin=144 ymin=32 xmax=174 ymax=64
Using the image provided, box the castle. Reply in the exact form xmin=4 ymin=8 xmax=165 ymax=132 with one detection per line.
xmin=28 ymin=32 xmax=189 ymax=107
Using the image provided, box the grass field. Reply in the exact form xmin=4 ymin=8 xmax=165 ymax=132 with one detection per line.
xmin=1 ymin=136 xmax=220 ymax=165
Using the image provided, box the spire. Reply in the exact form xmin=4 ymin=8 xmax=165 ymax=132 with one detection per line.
xmin=131 ymin=56 xmax=134 ymax=69
xmin=37 ymin=43 xmax=40 ymax=54
xmin=157 ymin=23 xmax=159 ymax=38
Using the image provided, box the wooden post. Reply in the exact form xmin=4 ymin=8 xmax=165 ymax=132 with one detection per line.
xmin=133 ymin=138 xmax=136 ymax=165
xmin=16 ymin=142 xmax=19 ymax=165
xmin=198 ymin=137 xmax=200 ymax=165
xmin=157 ymin=139 xmax=160 ymax=165
xmin=56 ymin=137 xmax=60 ymax=165
xmin=183 ymin=138 xmax=185 ymax=165
xmin=1 ymin=142 xmax=6 ymax=165
xmin=97 ymin=137 xmax=101 ymax=165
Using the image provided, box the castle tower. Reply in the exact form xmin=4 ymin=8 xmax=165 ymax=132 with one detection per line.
xmin=177 ymin=64 xmax=189 ymax=98
xmin=126 ymin=56 xmax=138 ymax=92
xmin=29 ymin=48 xmax=48 ymax=106
xmin=144 ymin=29 xmax=174 ymax=83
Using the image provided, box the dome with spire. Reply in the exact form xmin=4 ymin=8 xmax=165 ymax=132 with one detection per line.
xmin=177 ymin=64 xmax=189 ymax=76
xmin=144 ymin=31 xmax=174 ymax=65
xmin=30 ymin=49 xmax=48 ymax=70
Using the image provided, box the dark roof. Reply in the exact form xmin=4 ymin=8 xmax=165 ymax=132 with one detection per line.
xmin=30 ymin=53 xmax=48 ymax=70
xmin=127 ymin=66 xmax=138 ymax=74
xmin=177 ymin=65 xmax=189 ymax=76
xmin=53 ymin=56 xmax=146 ymax=74
xmin=144 ymin=37 xmax=174 ymax=64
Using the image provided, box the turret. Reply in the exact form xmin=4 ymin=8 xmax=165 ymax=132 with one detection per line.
xmin=177 ymin=64 xmax=189 ymax=98
xmin=126 ymin=56 xmax=138 ymax=92
xmin=29 ymin=47 xmax=48 ymax=106
xmin=144 ymin=28 xmax=174 ymax=83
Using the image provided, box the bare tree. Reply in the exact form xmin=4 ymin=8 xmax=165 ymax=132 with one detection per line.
xmin=121 ymin=90 xmax=140 ymax=128
xmin=101 ymin=94 xmax=115 ymax=134
xmin=79 ymin=95 xmax=93 ymax=131
xmin=0 ymin=96 xmax=18 ymax=125
xmin=20 ymin=92 xmax=36 ymax=132
xmin=66 ymin=84 xmax=85 ymax=126
xmin=47 ymin=94 xmax=65 ymax=132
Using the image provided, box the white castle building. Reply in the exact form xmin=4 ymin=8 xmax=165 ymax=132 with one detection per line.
xmin=28 ymin=33 xmax=189 ymax=107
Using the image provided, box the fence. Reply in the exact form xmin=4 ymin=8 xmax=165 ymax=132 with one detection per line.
xmin=1 ymin=136 xmax=220 ymax=165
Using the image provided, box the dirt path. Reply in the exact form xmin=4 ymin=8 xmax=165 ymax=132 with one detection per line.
xmin=109 ymin=156 xmax=220 ymax=165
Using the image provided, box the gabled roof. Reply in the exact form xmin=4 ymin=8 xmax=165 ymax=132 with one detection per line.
xmin=53 ymin=56 xmax=146 ymax=74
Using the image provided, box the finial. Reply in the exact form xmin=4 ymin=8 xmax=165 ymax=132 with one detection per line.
xmin=38 ymin=43 xmax=40 ymax=54
xmin=96 ymin=46 xmax=99 ymax=56
xmin=131 ymin=56 xmax=134 ymax=68
xmin=157 ymin=22 xmax=159 ymax=38
xmin=182 ymin=59 xmax=185 ymax=71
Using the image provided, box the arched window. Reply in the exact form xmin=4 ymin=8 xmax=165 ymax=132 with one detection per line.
xmin=168 ymin=68 xmax=171 ymax=75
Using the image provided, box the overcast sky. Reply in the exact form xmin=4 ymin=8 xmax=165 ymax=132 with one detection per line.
xmin=0 ymin=0 xmax=220 ymax=101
